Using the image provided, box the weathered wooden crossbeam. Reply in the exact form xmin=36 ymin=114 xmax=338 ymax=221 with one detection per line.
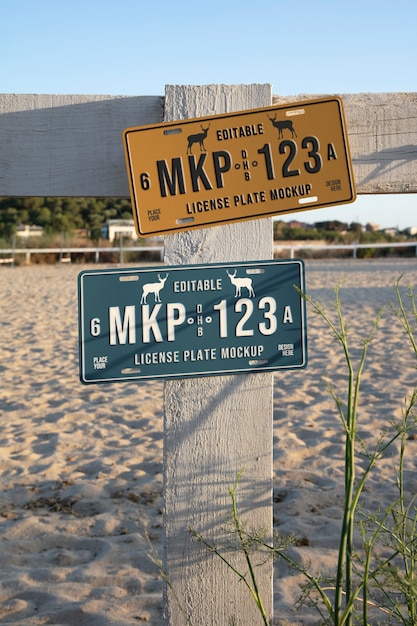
xmin=1 ymin=91 xmax=416 ymax=196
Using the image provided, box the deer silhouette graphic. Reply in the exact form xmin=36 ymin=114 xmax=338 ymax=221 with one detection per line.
xmin=140 ymin=273 xmax=169 ymax=304
xmin=268 ymin=113 xmax=297 ymax=139
xmin=187 ymin=124 xmax=210 ymax=154
xmin=226 ymin=270 xmax=255 ymax=298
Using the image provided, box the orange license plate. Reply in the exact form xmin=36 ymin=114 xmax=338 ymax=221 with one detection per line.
xmin=123 ymin=97 xmax=356 ymax=237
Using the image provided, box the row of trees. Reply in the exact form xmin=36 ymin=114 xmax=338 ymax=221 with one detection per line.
xmin=0 ymin=197 xmax=133 ymax=241
xmin=0 ymin=196 xmax=412 ymax=246
xmin=273 ymin=219 xmax=405 ymax=245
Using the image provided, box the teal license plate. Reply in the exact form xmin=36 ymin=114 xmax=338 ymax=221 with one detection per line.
xmin=78 ymin=259 xmax=307 ymax=383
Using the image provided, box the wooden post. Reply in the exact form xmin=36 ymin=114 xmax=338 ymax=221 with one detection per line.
xmin=163 ymin=85 xmax=274 ymax=625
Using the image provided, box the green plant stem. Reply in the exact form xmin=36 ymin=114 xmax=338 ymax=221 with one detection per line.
xmin=392 ymin=280 xmax=417 ymax=622
xmin=190 ymin=279 xmax=417 ymax=626
xmin=229 ymin=473 xmax=270 ymax=626
xmin=392 ymin=279 xmax=417 ymax=355
xmin=191 ymin=470 xmax=270 ymax=626
xmin=396 ymin=396 xmax=417 ymax=622
xmin=303 ymin=285 xmax=383 ymax=626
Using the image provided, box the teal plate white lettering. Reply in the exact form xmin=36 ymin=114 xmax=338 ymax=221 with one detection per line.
xmin=78 ymin=260 xmax=307 ymax=383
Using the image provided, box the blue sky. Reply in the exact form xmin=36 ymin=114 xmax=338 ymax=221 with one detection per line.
xmin=2 ymin=0 xmax=416 ymax=229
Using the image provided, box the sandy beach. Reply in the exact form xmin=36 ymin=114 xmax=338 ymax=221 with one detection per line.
xmin=1 ymin=258 xmax=417 ymax=625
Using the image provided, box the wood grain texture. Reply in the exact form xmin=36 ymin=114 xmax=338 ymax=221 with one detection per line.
xmin=163 ymin=85 xmax=274 ymax=626
xmin=0 ymin=94 xmax=163 ymax=196
xmin=1 ymin=91 xmax=416 ymax=197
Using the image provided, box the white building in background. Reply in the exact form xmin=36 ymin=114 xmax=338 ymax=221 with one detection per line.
xmin=16 ymin=224 xmax=43 ymax=238
xmin=366 ymin=222 xmax=380 ymax=232
xmin=101 ymin=219 xmax=138 ymax=242
xmin=383 ymin=228 xmax=399 ymax=237
xmin=405 ymin=226 xmax=417 ymax=236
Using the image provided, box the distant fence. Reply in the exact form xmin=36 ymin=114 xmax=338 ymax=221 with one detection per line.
xmin=0 ymin=245 xmax=164 ymax=265
xmin=274 ymin=240 xmax=417 ymax=259
xmin=1 ymin=241 xmax=417 ymax=265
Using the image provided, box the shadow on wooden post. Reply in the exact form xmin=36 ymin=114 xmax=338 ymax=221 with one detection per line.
xmin=162 ymin=84 xmax=274 ymax=625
